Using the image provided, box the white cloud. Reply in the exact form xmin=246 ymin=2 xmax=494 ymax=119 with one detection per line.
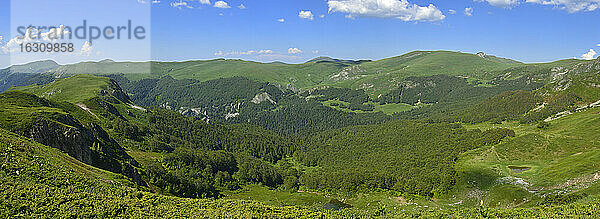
xmin=464 ymin=7 xmax=474 ymax=16
xmin=215 ymin=49 xmax=274 ymax=56
xmin=528 ymin=0 xmax=600 ymax=13
xmin=258 ymin=50 xmax=274 ymax=54
xmin=582 ymin=49 xmax=597 ymax=60
xmin=299 ymin=10 xmax=314 ymax=20
xmin=472 ymin=0 xmax=600 ymax=13
xmin=238 ymin=4 xmax=246 ymax=9
xmin=171 ymin=1 xmax=193 ymax=9
xmin=475 ymin=0 xmax=520 ymax=8
xmin=288 ymin=48 xmax=303 ymax=54
xmin=320 ymin=14 xmax=326 ymax=18
xmin=597 ymin=44 xmax=600 ymax=47
xmin=312 ymin=50 xmax=320 ymax=54
xmin=277 ymin=18 xmax=285 ymax=23
xmin=80 ymin=41 xmax=93 ymax=56
xmin=449 ymin=9 xmax=457 ymax=14
xmin=525 ymin=0 xmax=600 ymax=13
xmin=2 ymin=26 xmax=71 ymax=54
xmin=214 ymin=1 xmax=231 ymax=8
xmin=200 ymin=0 xmax=211 ymax=4
xmin=138 ymin=0 xmax=147 ymax=4
xmin=152 ymin=0 xmax=161 ymax=4
xmin=327 ymin=0 xmax=445 ymax=22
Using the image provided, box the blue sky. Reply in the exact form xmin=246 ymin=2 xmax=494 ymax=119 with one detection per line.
xmin=1 ymin=0 xmax=600 ymax=67
xmin=2 ymin=0 xmax=151 ymax=68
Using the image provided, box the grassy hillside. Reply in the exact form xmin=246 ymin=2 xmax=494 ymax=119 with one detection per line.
xmin=106 ymin=75 xmax=392 ymax=134
xmin=47 ymin=59 xmax=348 ymax=89
xmin=7 ymin=75 xmax=308 ymax=197
xmin=295 ymin=121 xmax=515 ymax=197
xmin=459 ymin=105 xmax=600 ymax=208
xmin=3 ymin=124 xmax=599 ymax=218
xmin=14 ymin=74 xmax=127 ymax=104
xmin=2 ymin=64 xmax=600 ymax=217
xmin=0 ymin=90 xmax=143 ymax=183
xmin=2 ymin=60 xmax=59 ymax=74
xmin=326 ymin=51 xmax=523 ymax=94
xmin=7 ymin=51 xmax=591 ymax=104
xmin=360 ymin=51 xmax=521 ymax=77
xmin=329 ymin=52 xmax=593 ymax=97
xmin=33 ymin=51 xmax=549 ymax=93
xmin=0 ymin=127 xmax=329 ymax=218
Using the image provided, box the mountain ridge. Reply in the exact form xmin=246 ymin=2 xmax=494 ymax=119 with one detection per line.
xmin=1 ymin=60 xmax=600 ymax=217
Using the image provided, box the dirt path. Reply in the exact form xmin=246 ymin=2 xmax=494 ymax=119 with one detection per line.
xmin=391 ymin=196 xmax=408 ymax=205
xmin=548 ymin=171 xmax=600 ymax=190
xmin=76 ymin=103 xmax=100 ymax=120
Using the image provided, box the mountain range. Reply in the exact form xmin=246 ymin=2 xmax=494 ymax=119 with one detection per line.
xmin=1 ymin=51 xmax=600 ymax=217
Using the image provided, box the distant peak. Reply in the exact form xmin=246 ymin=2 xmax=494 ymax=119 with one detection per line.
xmin=307 ymin=56 xmax=336 ymax=63
xmin=99 ymin=59 xmax=115 ymax=63
xmin=8 ymin=60 xmax=60 ymax=73
xmin=306 ymin=56 xmax=371 ymax=65
xmin=22 ymin=60 xmax=60 ymax=66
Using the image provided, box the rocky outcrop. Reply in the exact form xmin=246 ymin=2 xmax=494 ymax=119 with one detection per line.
xmin=0 ymin=92 xmax=144 ymax=185
xmin=100 ymin=79 xmax=132 ymax=104
xmin=251 ymin=92 xmax=276 ymax=104
xmin=20 ymin=115 xmax=146 ymax=186
xmin=26 ymin=117 xmax=94 ymax=164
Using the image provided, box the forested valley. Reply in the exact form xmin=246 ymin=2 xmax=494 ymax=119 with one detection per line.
xmin=2 ymin=53 xmax=600 ymax=218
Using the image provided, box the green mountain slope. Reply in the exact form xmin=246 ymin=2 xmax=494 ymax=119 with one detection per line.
xmin=33 ymin=51 xmax=535 ymax=93
xmin=0 ymin=60 xmax=58 ymax=92
xmin=7 ymin=51 xmax=592 ymax=101
xmin=15 ymin=74 xmax=130 ymax=104
xmin=358 ymin=51 xmax=521 ymax=78
xmin=4 ymin=123 xmax=599 ymax=218
xmin=0 ymin=127 xmax=329 ymax=218
xmin=306 ymin=56 xmax=372 ymax=65
xmin=47 ymin=59 xmax=348 ymax=89
xmin=0 ymin=90 xmax=143 ymax=184
xmin=459 ymin=104 xmax=600 ymax=208
xmin=333 ymin=52 xmax=595 ymax=96
xmin=7 ymin=75 xmax=304 ymax=197
xmin=6 ymin=60 xmax=60 ymax=74
xmin=108 ymin=75 xmax=391 ymax=134
xmin=2 ymin=65 xmax=600 ymax=217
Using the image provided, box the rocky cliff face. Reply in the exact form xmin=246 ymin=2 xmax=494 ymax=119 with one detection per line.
xmin=100 ymin=79 xmax=132 ymax=104
xmin=251 ymin=92 xmax=276 ymax=104
xmin=26 ymin=117 xmax=94 ymax=164
xmin=0 ymin=91 xmax=145 ymax=186
xmin=22 ymin=115 xmax=145 ymax=185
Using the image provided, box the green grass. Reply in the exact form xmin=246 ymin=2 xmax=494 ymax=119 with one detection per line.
xmin=0 ymin=127 xmax=332 ymax=218
xmin=223 ymin=184 xmax=329 ymax=208
xmin=333 ymin=51 xmax=526 ymax=95
xmin=4 ymin=61 xmax=600 ymax=217
xmin=0 ymin=91 xmax=72 ymax=132
xmin=48 ymin=59 xmax=346 ymax=89
xmin=373 ymin=102 xmax=415 ymax=115
xmin=3 ymin=80 xmax=600 ymax=218
xmin=13 ymin=74 xmax=114 ymax=103
xmin=126 ymin=150 xmax=162 ymax=167
xmin=40 ymin=51 xmax=590 ymax=96
xmin=24 ymin=51 xmax=593 ymax=103
xmin=456 ymin=106 xmax=600 ymax=207
xmin=322 ymin=100 xmax=414 ymax=115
